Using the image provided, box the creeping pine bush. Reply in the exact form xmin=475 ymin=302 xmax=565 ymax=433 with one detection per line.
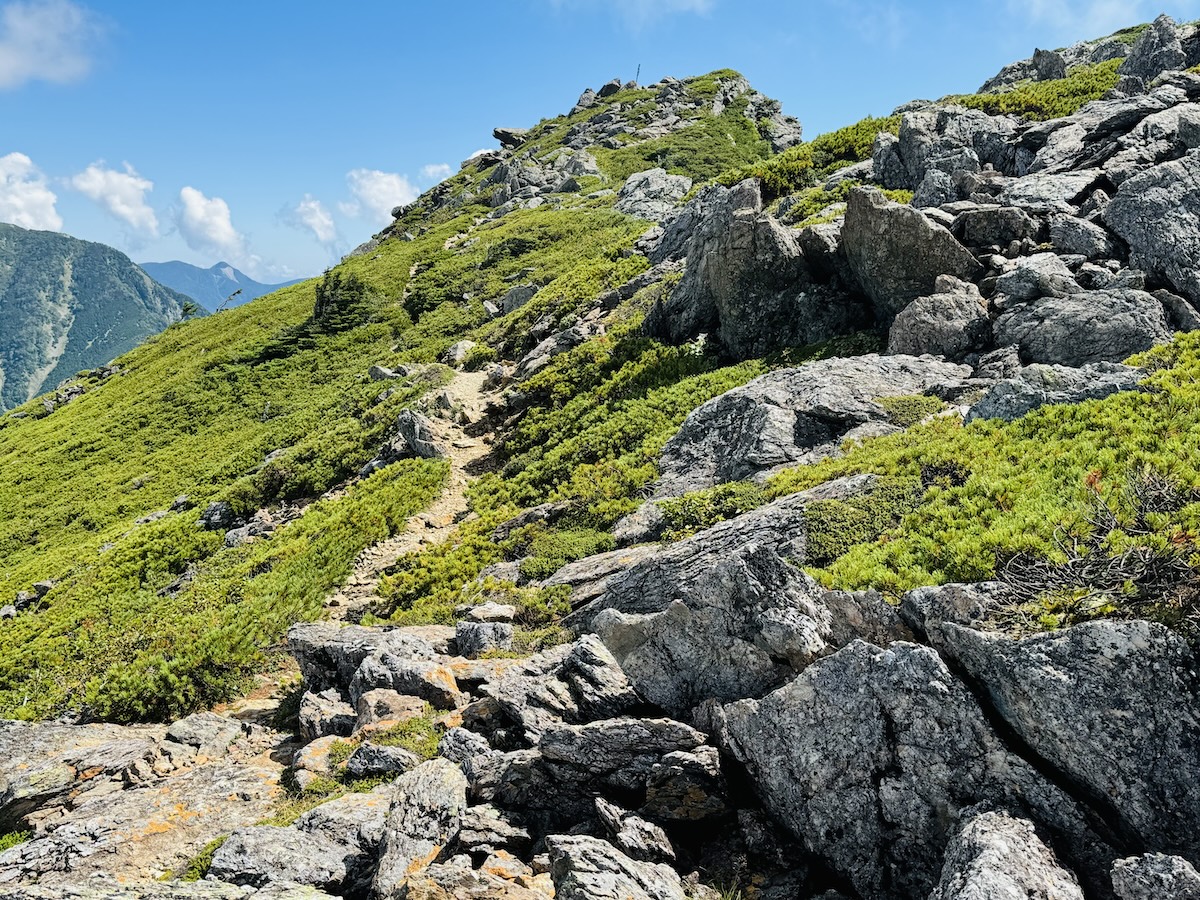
xmin=951 ymin=59 xmax=1122 ymax=120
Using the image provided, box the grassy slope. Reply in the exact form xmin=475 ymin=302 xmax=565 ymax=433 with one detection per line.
xmin=0 ymin=58 xmax=1178 ymax=722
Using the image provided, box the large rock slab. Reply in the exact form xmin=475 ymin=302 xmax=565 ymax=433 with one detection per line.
xmin=287 ymin=623 xmax=435 ymax=694
xmin=1106 ymin=149 xmax=1200 ymax=305
xmin=931 ymin=619 xmax=1200 ymax=860
xmin=842 ymin=187 xmax=983 ymax=322
xmin=718 ymin=640 xmax=1112 ymax=899
xmin=992 ymin=288 xmax=1171 ymax=366
xmin=1119 ymin=14 xmax=1186 ymax=80
xmin=929 ymin=810 xmax=1084 ymax=900
xmin=652 ymin=354 xmax=971 ymax=497
xmin=547 ymin=835 xmax=686 ymax=900
xmin=1112 ymin=854 xmax=1200 ymax=900
xmin=373 ymin=759 xmax=469 ymax=900
xmin=965 ymin=361 xmax=1143 ymax=422
xmin=645 ymin=179 xmax=868 ymax=359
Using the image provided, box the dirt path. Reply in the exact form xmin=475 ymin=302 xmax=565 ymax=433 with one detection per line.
xmin=326 ymin=369 xmax=493 ymax=621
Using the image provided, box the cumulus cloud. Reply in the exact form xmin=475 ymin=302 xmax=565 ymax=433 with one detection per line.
xmin=0 ymin=0 xmax=103 ymax=90
xmin=70 ymin=161 xmax=158 ymax=236
xmin=421 ymin=163 xmax=453 ymax=180
xmin=1008 ymin=0 xmax=1199 ymax=35
xmin=550 ymin=0 xmax=713 ymax=27
xmin=283 ymin=193 xmax=338 ymax=248
xmin=174 ymin=186 xmax=244 ymax=259
xmin=0 ymin=152 xmax=60 ymax=230
xmin=341 ymin=168 xmax=418 ymax=225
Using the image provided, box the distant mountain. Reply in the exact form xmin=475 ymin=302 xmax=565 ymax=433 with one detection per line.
xmin=139 ymin=260 xmax=303 ymax=311
xmin=0 ymin=223 xmax=194 ymax=411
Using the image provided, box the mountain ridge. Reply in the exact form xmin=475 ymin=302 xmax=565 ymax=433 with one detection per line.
xmin=2 ymin=16 xmax=1200 ymax=898
xmin=0 ymin=223 xmax=194 ymax=411
xmin=139 ymin=259 xmax=305 ymax=312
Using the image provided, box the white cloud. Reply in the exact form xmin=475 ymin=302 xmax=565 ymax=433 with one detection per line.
xmin=0 ymin=0 xmax=102 ymax=90
xmin=174 ymin=186 xmax=244 ymax=260
xmin=421 ymin=163 xmax=453 ymax=181
xmin=550 ymin=0 xmax=713 ymax=27
xmin=70 ymin=161 xmax=158 ymax=236
xmin=342 ymin=168 xmax=418 ymax=225
xmin=1008 ymin=0 xmax=1200 ymax=35
xmin=0 ymin=152 xmax=60 ymax=230
xmin=284 ymin=193 xmax=338 ymax=247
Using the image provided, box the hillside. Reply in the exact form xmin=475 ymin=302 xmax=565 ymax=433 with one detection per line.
xmin=0 ymin=224 xmax=194 ymax=410
xmin=140 ymin=260 xmax=304 ymax=311
xmin=3 ymin=15 xmax=1200 ymax=899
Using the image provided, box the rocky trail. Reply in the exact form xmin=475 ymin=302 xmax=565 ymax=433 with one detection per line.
xmin=328 ymin=370 xmax=493 ymax=623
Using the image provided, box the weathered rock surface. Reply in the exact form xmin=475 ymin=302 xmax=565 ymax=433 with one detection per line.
xmin=652 ymin=354 xmax=971 ymax=497
xmin=373 ymin=760 xmax=469 ymax=899
xmin=1106 ymin=149 xmax=1200 ymax=305
xmin=547 ymin=835 xmax=686 ymax=900
xmin=992 ymin=287 xmax=1171 ymax=366
xmin=887 ymin=275 xmax=991 ymax=360
xmin=615 ymin=169 xmax=693 ymax=222
xmin=645 ymin=180 xmax=869 ymax=360
xmin=966 ymin=361 xmax=1143 ymax=421
xmin=929 ymin=810 xmax=1084 ymax=900
xmin=719 ymin=640 xmax=1111 ymax=899
xmin=842 ymin=187 xmax=983 ymax=322
xmin=208 ymin=827 xmax=350 ymax=892
xmin=1112 ymin=854 xmax=1200 ymax=900
xmin=931 ymin=619 xmax=1200 ymax=859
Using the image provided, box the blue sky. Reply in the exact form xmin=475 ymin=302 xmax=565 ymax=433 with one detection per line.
xmin=1 ymin=0 xmax=1197 ymax=281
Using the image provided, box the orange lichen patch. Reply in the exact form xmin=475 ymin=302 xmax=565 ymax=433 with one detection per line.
xmin=406 ymin=845 xmax=444 ymax=875
xmin=436 ymin=710 xmax=463 ymax=730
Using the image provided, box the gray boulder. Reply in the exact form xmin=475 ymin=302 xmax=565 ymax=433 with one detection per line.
xmin=287 ymin=623 xmax=436 ymax=694
xmin=887 ymin=276 xmax=991 ymax=360
xmin=455 ymin=621 xmax=514 ymax=658
xmin=207 ymin=827 xmax=350 ymax=891
xmin=993 ymin=288 xmax=1171 ymax=366
xmin=595 ymin=797 xmax=675 ymax=864
xmin=718 ymin=640 xmax=1111 ymax=899
xmin=646 ymin=179 xmax=868 ymax=360
xmin=966 ymin=361 xmax=1143 ymax=422
xmin=443 ymin=340 xmax=477 ymax=367
xmin=997 ymin=169 xmax=1103 ymax=210
xmin=954 ymin=206 xmax=1038 ymax=248
xmin=515 ymin=321 xmax=605 ymax=379
xmin=994 ymin=252 xmax=1081 ymax=302
xmin=547 ymin=835 xmax=686 ymax=900
xmin=930 ymin=619 xmax=1200 ymax=859
xmin=589 ymin=531 xmax=910 ymax=716
xmin=929 ymin=810 xmax=1084 ymax=900
xmin=652 ymin=354 xmax=971 ymax=497
xmin=1112 ymin=854 xmax=1200 ymax=900
xmin=480 ymin=635 xmax=642 ymax=743
xmin=615 ymin=168 xmax=693 ymax=222
xmin=874 ymin=106 xmax=1018 ymax=191
xmin=1120 ymin=15 xmax=1186 ymax=81
xmin=842 ymin=187 xmax=983 ymax=322
xmin=501 ymin=283 xmax=538 ymax=314
xmin=1049 ymin=214 xmax=1119 ymax=258
xmin=1106 ymin=149 xmax=1200 ymax=305
xmin=348 ymin=653 xmax=466 ymax=711
xmin=298 ymin=689 xmax=355 ymax=742
xmin=373 ymin=759 xmax=469 ymax=899
xmin=344 ymin=742 xmax=422 ymax=779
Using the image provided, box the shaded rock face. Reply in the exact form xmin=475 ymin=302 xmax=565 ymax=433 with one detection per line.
xmin=842 ymin=187 xmax=983 ymax=323
xmin=645 ymin=180 xmax=869 ymax=360
xmin=1120 ymin=15 xmax=1187 ymax=81
xmin=547 ymin=834 xmax=685 ymax=900
xmin=651 ymin=353 xmax=971 ymax=498
xmin=718 ymin=640 xmax=1111 ymax=900
xmin=931 ymin=619 xmax=1200 ymax=860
